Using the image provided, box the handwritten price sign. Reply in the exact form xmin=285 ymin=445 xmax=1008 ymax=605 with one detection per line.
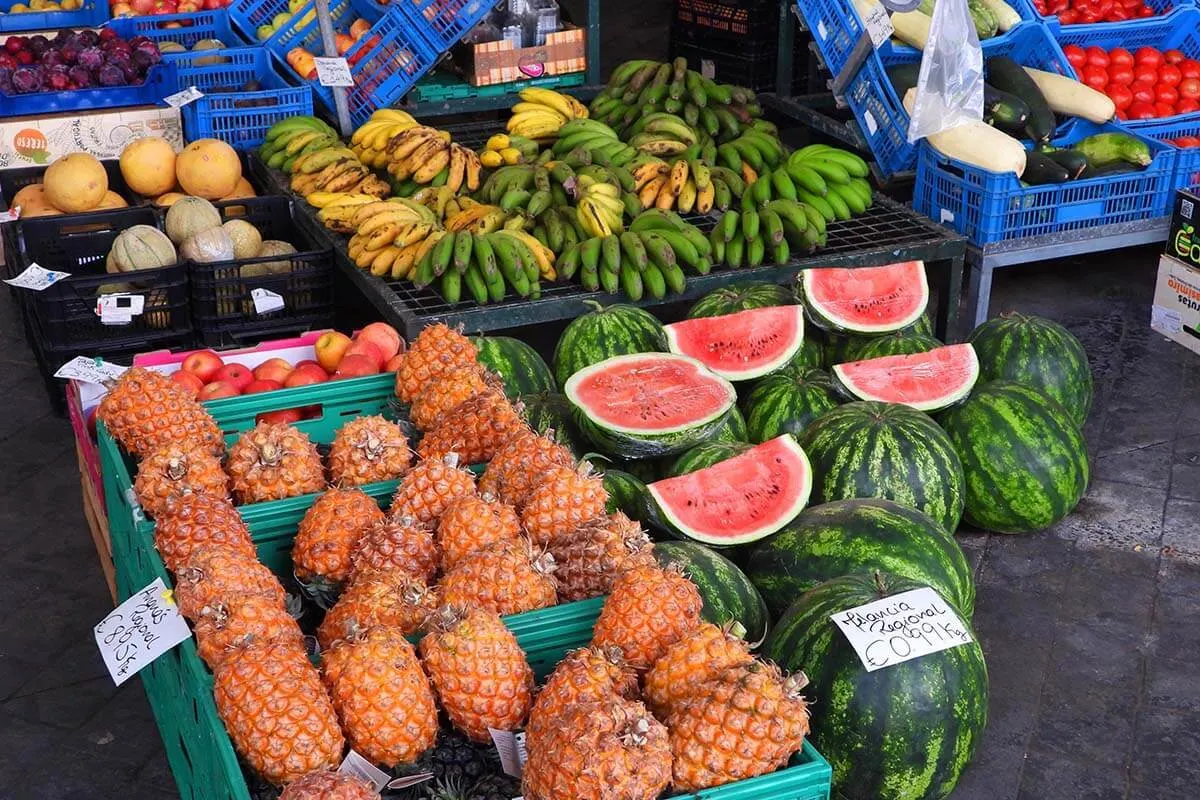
xmin=94 ymin=578 xmax=191 ymax=686
xmin=830 ymin=586 xmax=972 ymax=672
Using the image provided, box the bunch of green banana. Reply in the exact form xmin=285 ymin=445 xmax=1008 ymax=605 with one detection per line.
xmin=739 ymin=149 xmax=873 ymax=224
xmin=576 ymin=175 xmax=627 ymax=238
xmin=622 ymin=111 xmax=701 ymax=158
xmin=709 ymin=199 xmax=828 ymax=268
xmin=529 ymin=205 xmax=589 ymax=256
xmin=557 ymin=210 xmax=712 ymax=300
xmin=411 ymin=229 xmax=556 ymax=305
xmin=259 ymin=116 xmax=339 ymax=172
xmin=478 ymin=162 xmax=577 ymax=217
xmin=550 ymin=119 xmax=639 ymax=169
xmin=715 ymin=128 xmax=787 ymax=175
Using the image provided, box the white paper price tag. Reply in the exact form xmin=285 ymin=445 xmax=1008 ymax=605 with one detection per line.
xmin=863 ymin=4 xmax=895 ymax=49
xmin=489 ymin=729 xmax=527 ymax=778
xmin=339 ymin=750 xmax=434 ymax=791
xmin=96 ymin=293 xmax=144 ymax=325
xmin=0 ymin=206 xmax=19 ymax=223
xmin=165 ymin=86 xmax=204 ymax=108
xmin=251 ymin=287 xmax=285 ymax=315
xmin=94 ymin=578 xmax=191 ymax=686
xmin=830 ymin=586 xmax=972 ymax=672
xmin=314 ymin=57 xmax=353 ymax=87
xmin=700 ymin=59 xmax=716 ymax=80
xmin=54 ymin=355 xmax=128 ymax=384
xmin=5 ymin=262 xmax=70 ymax=290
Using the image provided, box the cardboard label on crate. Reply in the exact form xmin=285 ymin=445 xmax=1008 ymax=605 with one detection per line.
xmin=96 ymin=293 xmax=144 ymax=325
xmin=4 ymin=263 xmax=70 ymax=290
xmin=54 ymin=356 xmax=127 ymax=384
xmin=315 ymin=58 xmax=354 ymax=87
xmin=164 ymin=86 xmax=204 ymax=108
xmin=1152 ymin=304 xmax=1184 ymax=334
xmin=94 ymin=578 xmax=191 ymax=686
xmin=862 ymin=4 xmax=895 ymax=49
xmin=489 ymin=729 xmax=527 ymax=778
xmin=700 ymin=59 xmax=716 ymax=80
xmin=251 ymin=288 xmax=286 ymax=315
xmin=830 ymin=586 xmax=972 ymax=672
xmin=862 ymin=110 xmax=878 ymax=136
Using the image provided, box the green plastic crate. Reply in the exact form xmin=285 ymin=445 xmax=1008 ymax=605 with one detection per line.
xmin=406 ymin=70 xmax=585 ymax=105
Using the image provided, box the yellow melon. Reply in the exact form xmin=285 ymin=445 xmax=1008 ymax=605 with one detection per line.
xmin=175 ymin=138 xmax=242 ymax=200
xmin=10 ymin=184 xmax=61 ymax=218
xmin=155 ymin=192 xmax=188 ymax=207
xmin=120 ymin=137 xmax=178 ymax=197
xmin=96 ymin=191 xmax=129 ymax=210
xmin=43 ymin=153 xmax=108 ymax=213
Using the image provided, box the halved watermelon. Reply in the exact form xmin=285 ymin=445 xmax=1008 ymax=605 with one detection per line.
xmin=833 ymin=343 xmax=980 ymax=412
xmin=664 ymin=306 xmax=805 ymax=382
xmin=647 ymin=435 xmax=813 ymax=546
xmin=800 ymin=261 xmax=929 ymax=334
xmin=565 ymin=353 xmax=738 ymax=459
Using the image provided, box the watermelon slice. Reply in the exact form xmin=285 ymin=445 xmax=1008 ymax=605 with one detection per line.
xmin=664 ymin=306 xmax=805 ymax=382
xmin=801 ymin=261 xmax=929 ymax=334
xmin=565 ymin=353 xmax=738 ymax=459
xmin=833 ymin=343 xmax=980 ymax=412
xmin=647 ymin=435 xmax=813 ymax=546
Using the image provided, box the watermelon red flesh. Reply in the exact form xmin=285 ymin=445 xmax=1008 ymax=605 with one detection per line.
xmin=664 ymin=306 xmax=805 ymax=381
xmin=833 ymin=343 xmax=979 ymax=412
xmin=648 ymin=435 xmax=813 ymax=546
xmin=565 ymin=353 xmax=735 ymax=435
xmin=803 ymin=261 xmax=929 ymax=334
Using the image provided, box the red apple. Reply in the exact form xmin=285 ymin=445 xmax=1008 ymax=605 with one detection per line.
xmin=181 ymin=349 xmax=224 ymax=383
xmin=343 ymin=339 xmax=385 ymax=369
xmin=314 ymin=331 xmax=353 ymax=373
xmin=354 ymin=322 xmax=403 ymax=361
xmin=252 ymin=357 xmax=293 ymax=385
xmin=256 ymin=408 xmax=304 ymax=425
xmin=170 ymin=370 xmax=205 ymax=397
xmin=334 ymin=354 xmax=380 ymax=379
xmin=244 ymin=379 xmax=282 ymax=394
xmin=198 ymin=381 xmax=240 ymax=401
xmin=284 ymin=364 xmax=329 ymax=388
xmin=214 ymin=363 xmax=253 ymax=391
xmin=295 ymin=359 xmax=323 ymax=371
xmin=384 ymin=353 xmax=405 ymax=372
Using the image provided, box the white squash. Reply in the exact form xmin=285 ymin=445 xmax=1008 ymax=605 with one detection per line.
xmin=890 ymin=10 xmax=932 ymax=49
xmin=1023 ymin=67 xmax=1117 ymax=123
xmin=976 ymin=0 xmax=1022 ymax=30
xmin=903 ymin=89 xmax=1027 ymax=176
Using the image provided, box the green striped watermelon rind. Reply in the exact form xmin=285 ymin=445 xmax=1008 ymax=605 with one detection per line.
xmin=519 ymin=392 xmax=588 ymax=456
xmin=710 ymin=405 xmax=749 ymax=444
xmin=664 ymin=306 xmax=807 ymax=382
xmin=473 ymin=336 xmax=556 ymax=399
xmin=742 ymin=367 xmax=841 ymax=445
xmin=654 ymin=541 xmax=772 ymax=648
xmin=799 ymin=261 xmax=930 ymax=335
xmin=687 ymin=281 xmax=794 ymax=319
xmin=601 ymin=468 xmax=650 ymax=522
xmin=832 ymin=343 xmax=980 ymax=413
xmin=848 ymin=331 xmax=943 ymax=362
xmin=666 ymin=441 xmax=753 ymax=477
xmin=764 ymin=572 xmax=988 ymax=800
xmin=552 ymin=302 xmax=667 ymax=390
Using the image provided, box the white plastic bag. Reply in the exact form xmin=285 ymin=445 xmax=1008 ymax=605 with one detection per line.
xmin=906 ymin=0 xmax=984 ymax=142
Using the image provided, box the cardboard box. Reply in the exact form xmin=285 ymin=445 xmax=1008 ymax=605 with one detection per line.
xmin=1151 ymin=253 xmax=1200 ymax=357
xmin=1166 ymin=189 xmax=1200 ymax=271
xmin=0 ymin=105 xmax=183 ymax=170
xmin=466 ymin=27 xmax=585 ymax=87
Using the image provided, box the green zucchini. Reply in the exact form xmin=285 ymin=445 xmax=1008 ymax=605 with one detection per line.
xmin=984 ymin=84 xmax=1030 ymax=136
xmin=887 ymin=63 xmax=922 ymax=98
xmin=968 ymin=0 xmax=999 ymax=37
xmin=1042 ymin=148 xmax=1089 ymax=180
xmin=1021 ymin=151 xmax=1070 ymax=184
xmin=1081 ymin=161 xmax=1145 ymax=178
xmin=1074 ymin=133 xmax=1152 ymax=167
xmin=986 ymin=56 xmax=1055 ymax=143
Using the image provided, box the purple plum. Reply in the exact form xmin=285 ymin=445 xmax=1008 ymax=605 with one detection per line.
xmin=107 ymin=49 xmax=131 ymax=68
xmin=59 ymin=43 xmax=80 ymax=65
xmin=11 ymin=65 xmax=44 ymax=94
xmin=67 ymin=64 xmax=92 ymax=88
xmin=77 ymin=46 xmax=103 ymax=71
xmin=128 ymin=35 xmax=150 ymax=49
xmin=46 ymin=64 xmax=70 ymax=90
xmin=120 ymin=63 xmax=137 ymax=82
xmin=39 ymin=50 xmax=64 ymax=69
xmin=76 ymin=30 xmax=100 ymax=48
xmin=97 ymin=63 xmax=126 ymax=86
xmin=131 ymin=50 xmax=154 ymax=72
xmin=27 ymin=35 xmax=49 ymax=58
xmin=133 ymin=41 xmax=161 ymax=65
xmin=0 ymin=67 xmax=12 ymax=95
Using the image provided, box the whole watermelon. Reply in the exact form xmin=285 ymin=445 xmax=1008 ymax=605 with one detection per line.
xmin=473 ymin=336 xmax=555 ymax=399
xmin=765 ymin=572 xmax=988 ymax=800
xmin=827 ymin=314 xmax=935 ymax=366
xmin=967 ymin=312 xmax=1092 ymax=427
xmin=746 ymin=498 xmax=975 ymax=618
xmin=552 ymin=302 xmax=666 ymax=388
xmin=519 ymin=392 xmax=587 ymax=455
xmin=800 ymin=401 xmax=966 ymax=532
xmin=742 ymin=367 xmax=841 ymax=443
xmin=688 ymin=282 xmax=793 ymax=318
xmin=602 ymin=468 xmax=650 ymax=522
xmin=667 ymin=441 xmax=752 ymax=477
xmin=710 ymin=406 xmax=749 ymax=443
xmin=653 ymin=541 xmax=770 ymax=647
xmin=848 ymin=331 xmax=942 ymax=361
xmin=938 ymin=380 xmax=1088 ymax=533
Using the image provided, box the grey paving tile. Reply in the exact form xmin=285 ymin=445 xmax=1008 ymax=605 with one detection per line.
xmin=1015 ymin=756 xmax=1128 ymax=800
xmin=1158 ymin=553 xmax=1200 ymax=599
xmin=1131 ymin=709 xmax=1200 ymax=796
xmin=952 ymin=743 xmax=1025 ymax=800
xmin=977 ymin=532 xmax=1075 ymax=597
xmin=1052 ymin=479 xmax=1167 ymax=551
xmin=1146 ymin=656 xmax=1200 ymax=714
xmin=1162 ymin=498 xmax=1200 ymax=561
xmin=134 ymin=748 xmax=177 ymax=793
xmin=2 ymin=676 xmax=119 ymax=731
xmin=1151 ymin=592 xmax=1200 ymax=664
xmin=1093 ymin=439 xmax=1174 ymax=490
xmin=1029 ymin=686 xmax=1137 ymax=766
xmin=0 ymin=711 xmax=62 ymax=787
xmin=1061 ymin=548 xmax=1158 ymax=637
xmin=1171 ymin=433 xmax=1200 ymax=502
xmin=1045 ymin=624 xmax=1146 ymax=693
xmin=65 ymin=684 xmax=162 ymax=770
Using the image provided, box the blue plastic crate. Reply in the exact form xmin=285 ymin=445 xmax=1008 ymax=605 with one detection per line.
xmin=1019 ymin=0 xmax=1190 ymax=31
xmin=337 ymin=4 xmax=438 ymax=126
xmin=394 ymin=0 xmax=500 ymax=52
xmin=106 ymin=9 xmax=251 ymax=48
xmin=0 ymin=0 xmax=108 ymax=33
xmin=228 ymin=0 xmax=365 ymax=60
xmin=167 ymin=46 xmax=313 ymax=149
xmin=913 ymin=121 xmax=1175 ymax=245
xmin=0 ymin=60 xmax=173 ymax=117
xmin=793 ymin=0 xmax=868 ymax=79
xmin=1127 ymin=118 xmax=1200 ymax=191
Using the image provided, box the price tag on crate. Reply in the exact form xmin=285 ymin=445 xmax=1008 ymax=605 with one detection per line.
xmin=164 ymin=86 xmax=205 ymax=108
xmin=830 ymin=586 xmax=972 ymax=672
xmin=862 ymin=4 xmax=895 ymax=49
xmin=54 ymin=356 xmax=128 ymax=384
xmin=94 ymin=577 xmax=191 ymax=686
xmin=96 ymin=293 xmax=144 ymax=325
xmin=314 ymin=57 xmax=354 ymax=87
xmin=251 ymin=288 xmax=285 ymax=315
xmin=4 ymin=262 xmax=70 ymax=290
xmin=339 ymin=750 xmax=432 ymax=790
xmin=489 ymin=729 xmax=527 ymax=778
xmin=0 ymin=206 xmax=19 ymax=223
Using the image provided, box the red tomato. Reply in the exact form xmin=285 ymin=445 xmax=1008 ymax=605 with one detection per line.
xmin=1095 ymin=0 xmax=1115 ymax=17
xmin=1080 ymin=7 xmax=1102 ymax=22
xmin=1155 ymin=101 xmax=1177 ymax=117
xmin=1159 ymin=64 xmax=1183 ymax=87
xmin=1107 ymin=84 xmax=1134 ymax=110
xmin=1179 ymin=98 xmax=1200 ymax=114
xmin=1085 ymin=46 xmax=1110 ymax=69
xmin=1108 ymin=65 xmax=1134 ymax=86
xmin=1136 ymin=47 xmax=1163 ymax=69
xmin=1180 ymin=77 xmax=1200 ymax=99
xmin=1128 ymin=101 xmax=1158 ymax=119
xmin=1181 ymin=60 xmax=1200 ymax=79
xmin=1137 ymin=4 xmax=1155 ymax=15
xmin=1109 ymin=47 xmax=1135 ymax=67
xmin=1119 ymin=0 xmax=1140 ymax=8
xmin=1175 ymin=135 xmax=1200 ymax=148
xmin=1082 ymin=65 xmax=1109 ymax=90
xmin=1116 ymin=109 xmax=1129 ymax=120
xmin=1058 ymin=8 xmax=1081 ymax=22
xmin=1107 ymin=6 xmax=1129 ymax=20
xmin=1165 ymin=49 xmax=1186 ymax=65
xmin=1132 ymin=83 xmax=1156 ymax=105
xmin=1156 ymin=85 xmax=1179 ymax=105
xmin=1135 ymin=64 xmax=1159 ymax=84
xmin=1064 ymin=44 xmax=1087 ymax=72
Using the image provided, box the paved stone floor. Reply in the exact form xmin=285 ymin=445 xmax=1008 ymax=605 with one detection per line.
xmin=0 ymin=244 xmax=1196 ymax=799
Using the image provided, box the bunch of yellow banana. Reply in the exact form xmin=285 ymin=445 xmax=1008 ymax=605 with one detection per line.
xmin=288 ymin=146 xmax=389 ymax=198
xmin=308 ymin=193 xmax=379 ymax=232
xmin=506 ymin=87 xmax=589 ymax=140
xmin=576 ymin=174 xmax=625 ymax=238
xmin=350 ymin=109 xmax=421 ymax=169
xmin=478 ymin=133 xmax=541 ymax=168
xmin=385 ymin=126 xmax=482 ymax=193
xmin=408 ymin=187 xmax=519 ymax=233
xmin=345 ymin=198 xmax=443 ymax=280
xmin=632 ymin=157 xmax=716 ymax=214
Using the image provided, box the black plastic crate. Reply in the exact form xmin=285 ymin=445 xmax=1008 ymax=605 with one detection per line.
xmin=670 ymin=37 xmax=782 ymax=92
xmin=672 ymin=0 xmax=778 ymax=48
xmin=11 ymin=207 xmax=194 ymax=352
xmin=190 ymin=196 xmax=335 ymax=345
xmin=0 ymin=160 xmax=144 ymax=213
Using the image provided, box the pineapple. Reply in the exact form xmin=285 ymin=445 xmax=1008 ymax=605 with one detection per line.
xmin=396 ymin=323 xmax=478 ymax=403
xmin=226 ymin=422 xmax=325 ymax=504
xmin=193 ymin=594 xmax=305 ymax=670
xmin=213 ymin=640 xmax=344 ymax=785
xmin=172 ymin=545 xmax=287 ymax=621
xmin=437 ymin=493 xmax=521 ymax=572
xmin=317 ymin=570 xmax=437 ymax=650
xmin=97 ymin=367 xmax=223 ymax=459
xmin=390 ymin=453 xmax=477 ymax=526
xmin=439 ymin=539 xmax=557 ymax=617
xmin=321 ymin=626 xmax=439 ymax=768
xmin=416 ymin=391 xmax=527 ymax=466
xmin=478 ymin=429 xmax=575 ymax=509
xmin=328 ymin=415 xmax=412 ymax=487
xmin=520 ymin=464 xmax=608 ymax=547
xmin=292 ymin=488 xmax=385 ymax=587
xmin=153 ymin=494 xmax=255 ymax=572
xmin=591 ymin=563 xmax=703 ymax=670
xmin=349 ymin=516 xmax=440 ymax=584
xmin=521 ymin=698 xmax=672 ymax=800
xmin=279 ymin=771 xmax=380 ymax=800
xmin=668 ymin=662 xmax=811 ymax=791
xmin=525 ymin=646 xmax=638 ymax=753
xmin=548 ymin=512 xmax=656 ymax=602
xmin=409 ymin=364 xmax=491 ymax=432
xmin=643 ymin=622 xmax=754 ymax=719
xmin=133 ymin=442 xmax=229 ymax=520
xmin=418 ymin=606 xmax=534 ymax=742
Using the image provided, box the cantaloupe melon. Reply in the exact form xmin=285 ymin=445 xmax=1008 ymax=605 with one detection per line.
xmin=176 ymin=139 xmax=241 ymax=200
xmin=44 ymin=153 xmax=108 ymax=213
xmin=165 ymin=196 xmax=223 ymax=245
xmin=120 ymin=137 xmax=178 ymax=197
